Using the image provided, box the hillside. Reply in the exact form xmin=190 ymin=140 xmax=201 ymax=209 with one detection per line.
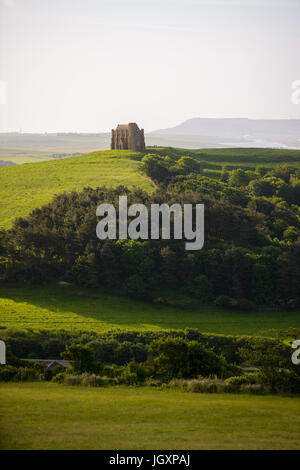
xmin=0 ymin=149 xmax=154 ymax=229
xmin=152 ymin=118 xmax=300 ymax=149
xmin=2 ymin=146 xmax=300 ymax=229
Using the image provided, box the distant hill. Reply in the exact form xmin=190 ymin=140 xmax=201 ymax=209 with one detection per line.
xmin=0 ymin=160 xmax=16 ymax=167
xmin=149 ymin=118 xmax=300 ymax=149
xmin=0 ymin=132 xmax=110 ymax=164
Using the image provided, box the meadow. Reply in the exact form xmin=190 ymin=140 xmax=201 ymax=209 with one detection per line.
xmin=0 ymin=284 xmax=300 ymax=336
xmin=0 ymin=382 xmax=299 ymax=450
xmin=2 ymin=146 xmax=300 ymax=228
xmin=0 ymin=150 xmax=154 ymax=229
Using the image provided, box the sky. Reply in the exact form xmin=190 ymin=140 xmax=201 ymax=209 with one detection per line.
xmin=0 ymin=0 xmax=300 ymax=133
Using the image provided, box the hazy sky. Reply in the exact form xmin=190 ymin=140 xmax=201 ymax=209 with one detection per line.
xmin=0 ymin=0 xmax=300 ymax=133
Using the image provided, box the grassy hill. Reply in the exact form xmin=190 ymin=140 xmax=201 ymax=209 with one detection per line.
xmin=0 ymin=149 xmax=154 ymax=229
xmin=2 ymin=146 xmax=300 ymax=229
xmin=2 ymin=146 xmax=300 ymax=336
xmin=1 ymin=284 xmax=300 ymax=336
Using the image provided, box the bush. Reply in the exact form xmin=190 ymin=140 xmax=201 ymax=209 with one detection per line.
xmin=193 ymin=275 xmax=213 ymax=302
xmin=0 ymin=365 xmax=42 ymax=382
xmin=272 ymin=369 xmax=300 ymax=393
xmin=144 ymin=378 xmax=163 ymax=387
xmin=80 ymin=373 xmax=105 ymax=387
xmin=240 ymin=384 xmax=266 ymax=394
xmin=187 ymin=379 xmax=219 ymax=393
xmin=15 ymin=367 xmax=41 ymax=382
xmin=166 ymin=378 xmax=189 ymax=390
xmin=61 ymin=344 xmax=101 ymax=373
xmin=184 ymin=378 xmax=234 ymax=393
xmin=147 ymin=337 xmax=231 ymax=381
xmin=123 ymin=274 xmax=149 ymax=300
xmin=52 ymin=372 xmax=67 ymax=383
xmin=63 ymin=374 xmax=83 ymax=386
xmin=225 ymin=373 xmax=259 ymax=390
xmin=237 ymin=298 xmax=256 ymax=311
xmin=116 ymin=370 xmax=140 ymax=385
xmin=0 ymin=365 xmax=18 ymax=382
xmin=214 ymin=295 xmax=238 ymax=308
xmin=59 ymin=372 xmax=105 ymax=387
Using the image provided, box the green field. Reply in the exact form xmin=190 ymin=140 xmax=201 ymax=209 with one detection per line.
xmin=151 ymin=146 xmax=300 ymax=168
xmin=2 ymin=146 xmax=300 ymax=229
xmin=0 ymin=383 xmax=299 ymax=450
xmin=0 ymin=284 xmax=300 ymax=335
xmin=0 ymin=150 xmax=154 ymax=229
xmin=0 ymin=150 xmax=55 ymax=164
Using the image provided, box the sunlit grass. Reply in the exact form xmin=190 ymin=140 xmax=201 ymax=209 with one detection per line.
xmin=1 ymin=284 xmax=300 ymax=335
xmin=0 ymin=150 xmax=154 ymax=228
xmin=0 ymin=383 xmax=299 ymax=450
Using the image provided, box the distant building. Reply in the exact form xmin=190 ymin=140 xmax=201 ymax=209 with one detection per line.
xmin=111 ymin=122 xmax=145 ymax=151
xmin=28 ymin=359 xmax=71 ymax=368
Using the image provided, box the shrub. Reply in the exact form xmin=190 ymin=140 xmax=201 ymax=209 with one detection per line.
xmin=148 ymin=337 xmax=230 ymax=381
xmin=63 ymin=374 xmax=82 ymax=386
xmin=186 ymin=378 xmax=228 ymax=394
xmin=214 ymin=295 xmax=238 ymax=308
xmin=187 ymin=379 xmax=218 ymax=393
xmin=144 ymin=378 xmax=163 ymax=387
xmin=225 ymin=372 xmax=259 ymax=390
xmin=0 ymin=365 xmax=18 ymax=382
xmin=240 ymin=384 xmax=266 ymax=394
xmin=272 ymin=369 xmax=300 ymax=393
xmin=193 ymin=275 xmax=213 ymax=302
xmin=237 ymin=298 xmax=256 ymax=311
xmin=80 ymin=373 xmax=104 ymax=387
xmin=61 ymin=344 xmax=101 ymax=373
xmin=116 ymin=370 xmax=140 ymax=385
xmin=52 ymin=372 xmax=67 ymax=383
xmin=167 ymin=378 xmax=189 ymax=389
xmin=15 ymin=367 xmax=41 ymax=382
xmin=123 ymin=274 xmax=149 ymax=300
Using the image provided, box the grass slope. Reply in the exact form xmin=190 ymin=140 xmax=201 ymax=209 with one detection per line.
xmin=0 ymin=383 xmax=299 ymax=450
xmin=2 ymin=146 xmax=300 ymax=229
xmin=1 ymin=285 xmax=300 ymax=335
xmin=0 ymin=150 xmax=154 ymax=229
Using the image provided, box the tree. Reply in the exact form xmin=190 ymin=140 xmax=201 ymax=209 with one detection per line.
xmin=147 ymin=337 xmax=229 ymax=380
xmin=220 ymin=165 xmax=229 ymax=182
xmin=141 ymin=154 xmax=171 ymax=184
xmin=61 ymin=344 xmax=101 ymax=373
xmin=251 ymin=263 xmax=273 ymax=304
xmin=256 ymin=165 xmax=268 ymax=177
xmin=271 ymin=164 xmax=294 ymax=183
xmin=290 ymin=176 xmax=300 ymax=204
xmin=278 ymin=240 xmax=300 ymax=304
xmin=248 ymin=177 xmax=275 ymax=197
xmin=193 ymin=274 xmax=213 ymax=302
xmin=239 ymin=338 xmax=293 ymax=392
xmin=123 ymin=274 xmax=149 ymax=300
xmin=221 ymin=247 xmax=253 ymax=299
xmin=283 ymin=226 xmax=300 ymax=243
xmin=228 ymin=169 xmax=250 ymax=187
xmin=174 ymin=157 xmax=203 ymax=175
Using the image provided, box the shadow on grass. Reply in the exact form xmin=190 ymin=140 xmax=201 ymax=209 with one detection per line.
xmin=0 ymin=284 xmax=300 ymax=335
